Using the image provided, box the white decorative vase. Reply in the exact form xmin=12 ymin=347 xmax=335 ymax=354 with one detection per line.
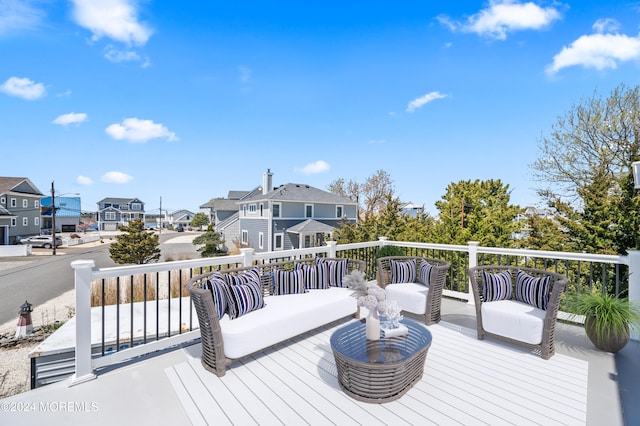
xmin=366 ymin=310 xmax=380 ymax=341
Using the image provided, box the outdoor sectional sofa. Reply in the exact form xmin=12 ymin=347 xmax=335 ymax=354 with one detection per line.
xmin=376 ymin=256 xmax=451 ymax=325
xmin=186 ymin=257 xmax=365 ymax=376
xmin=468 ymin=265 xmax=568 ymax=359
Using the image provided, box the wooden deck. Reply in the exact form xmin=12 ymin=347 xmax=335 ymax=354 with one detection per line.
xmin=166 ymin=318 xmax=588 ymax=426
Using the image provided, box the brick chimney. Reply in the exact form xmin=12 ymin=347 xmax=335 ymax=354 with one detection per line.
xmin=263 ymin=169 xmax=273 ymax=195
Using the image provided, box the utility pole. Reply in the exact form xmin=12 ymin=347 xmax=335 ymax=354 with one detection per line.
xmin=159 ymin=196 xmax=162 ymax=233
xmin=51 ymin=181 xmax=57 ymax=256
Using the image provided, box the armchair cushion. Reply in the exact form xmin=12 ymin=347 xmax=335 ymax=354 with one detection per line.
xmin=481 ymin=300 xmax=545 ymax=345
xmin=390 ymin=258 xmax=416 ymax=283
xmin=482 ymin=270 xmax=512 ymax=302
xmin=515 ymin=270 xmax=551 ymax=310
xmin=385 ymin=283 xmax=429 ymax=315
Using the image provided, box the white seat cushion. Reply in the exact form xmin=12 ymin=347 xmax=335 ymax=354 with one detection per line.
xmin=385 ymin=283 xmax=428 ymax=315
xmin=481 ymin=299 xmax=545 ymax=345
xmin=219 ymin=287 xmax=356 ymax=359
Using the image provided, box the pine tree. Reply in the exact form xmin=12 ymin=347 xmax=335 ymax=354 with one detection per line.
xmin=109 ymin=218 xmax=161 ymax=264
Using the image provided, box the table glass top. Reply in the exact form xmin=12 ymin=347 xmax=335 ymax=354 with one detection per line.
xmin=330 ymin=318 xmax=432 ymax=365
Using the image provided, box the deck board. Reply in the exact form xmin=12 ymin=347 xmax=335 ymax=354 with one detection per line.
xmin=166 ymin=318 xmax=588 ymax=425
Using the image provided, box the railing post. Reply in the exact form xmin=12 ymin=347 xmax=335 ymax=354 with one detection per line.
xmin=326 ymin=240 xmax=337 ymax=258
xmin=69 ymin=259 xmax=97 ymax=386
xmin=378 ymin=236 xmax=388 ymax=248
xmin=240 ymin=247 xmax=255 ymax=267
xmin=467 ymin=242 xmax=480 ymax=305
xmin=628 ymin=250 xmax=640 ymax=341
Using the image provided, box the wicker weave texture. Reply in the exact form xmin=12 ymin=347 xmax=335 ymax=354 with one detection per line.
xmin=185 ymin=257 xmax=365 ymax=376
xmin=468 ymin=265 xmax=568 ymax=360
xmin=330 ymin=319 xmax=432 ymax=403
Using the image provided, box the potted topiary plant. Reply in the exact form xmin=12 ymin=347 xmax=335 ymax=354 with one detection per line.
xmin=570 ymin=293 xmax=640 ymax=353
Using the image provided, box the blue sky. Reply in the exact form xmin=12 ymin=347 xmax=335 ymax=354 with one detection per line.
xmin=2 ymin=1 xmax=640 ymax=216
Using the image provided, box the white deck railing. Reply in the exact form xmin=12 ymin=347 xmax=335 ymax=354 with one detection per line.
xmin=68 ymin=239 xmax=640 ymax=386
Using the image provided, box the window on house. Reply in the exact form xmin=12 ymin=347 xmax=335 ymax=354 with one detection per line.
xmin=336 ymin=205 xmax=343 ymax=218
xmin=105 ymin=212 xmax=116 ymax=220
xmin=273 ymin=203 xmax=281 ymax=218
xmin=305 ymin=204 xmax=313 ymax=218
xmin=11 ymin=218 xmax=16 ymax=226
xmin=131 ymin=203 xmax=141 ymax=211
xmin=23 ymin=199 xmax=28 ymax=208
xmin=249 ymin=204 xmax=257 ymax=213
xmin=304 ymin=235 xmax=313 ymax=248
xmin=11 ymin=198 xmax=16 ymax=208
xmin=274 ymin=233 xmax=283 ymax=250
xmin=259 ymin=232 xmax=264 ymax=249
xmin=241 ymin=230 xmax=248 ymax=244
xmin=34 ymin=200 xmax=39 ymax=208
xmin=34 ymin=217 xmax=39 ymax=226
xmin=260 ymin=204 xmax=263 ymax=217
xmin=23 ymin=217 xmax=28 ymax=226
xmin=242 ymin=205 xmax=247 ymax=216
xmin=0 ymin=197 xmax=5 ymax=204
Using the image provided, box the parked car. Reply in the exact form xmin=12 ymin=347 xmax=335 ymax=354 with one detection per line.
xmin=19 ymin=235 xmax=63 ymax=249
xmin=176 ymin=225 xmax=185 ymax=232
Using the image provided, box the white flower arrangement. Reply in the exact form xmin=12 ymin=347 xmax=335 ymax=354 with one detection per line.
xmin=343 ymin=270 xmax=387 ymax=316
xmin=383 ymin=300 xmax=403 ymax=328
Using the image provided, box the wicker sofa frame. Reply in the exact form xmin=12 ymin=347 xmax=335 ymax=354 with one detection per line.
xmin=186 ymin=257 xmax=365 ymax=377
xmin=376 ymin=256 xmax=451 ymax=325
xmin=468 ymin=265 xmax=568 ymax=360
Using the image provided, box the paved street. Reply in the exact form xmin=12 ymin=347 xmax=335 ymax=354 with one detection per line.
xmin=0 ymin=232 xmax=202 ymax=325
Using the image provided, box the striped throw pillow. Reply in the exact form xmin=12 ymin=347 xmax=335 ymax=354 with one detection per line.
xmin=204 ymin=274 xmax=228 ymax=319
xmin=294 ymin=263 xmax=329 ymax=289
xmin=272 ymin=269 xmax=307 ymax=295
xmin=515 ymin=270 xmax=551 ymax=310
xmin=224 ymin=266 xmax=261 ymax=287
xmin=223 ymin=279 xmax=265 ymax=319
xmin=482 ymin=270 xmax=512 ymax=302
xmin=390 ymin=259 xmax=416 ymax=283
xmin=317 ymin=258 xmax=348 ymax=287
xmin=417 ymin=259 xmax=434 ymax=287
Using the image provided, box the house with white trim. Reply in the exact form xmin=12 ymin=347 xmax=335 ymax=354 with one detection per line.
xmin=0 ymin=177 xmax=44 ymax=244
xmin=97 ymin=197 xmax=145 ymax=231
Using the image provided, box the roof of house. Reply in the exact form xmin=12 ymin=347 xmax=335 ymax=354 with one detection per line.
xmin=0 ymin=177 xmax=44 ymax=196
xmin=0 ymin=205 xmax=15 ymax=216
xmin=200 ymin=191 xmax=251 ymax=209
xmin=169 ymin=209 xmax=194 ymax=220
xmin=214 ymin=211 xmax=239 ymax=231
xmin=286 ymin=219 xmax=336 ymax=234
xmin=241 ymin=183 xmax=356 ymax=205
xmin=97 ymin=197 xmax=144 ymax=205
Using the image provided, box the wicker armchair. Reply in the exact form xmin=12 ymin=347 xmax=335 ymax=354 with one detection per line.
xmin=186 ymin=258 xmax=365 ymax=376
xmin=468 ymin=265 xmax=568 ymax=360
xmin=376 ymin=256 xmax=451 ymax=325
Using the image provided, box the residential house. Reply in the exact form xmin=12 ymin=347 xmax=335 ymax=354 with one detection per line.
xmin=237 ymin=170 xmax=358 ymax=252
xmin=0 ymin=177 xmax=44 ymax=244
xmin=167 ymin=209 xmax=195 ymax=229
xmin=400 ymin=202 xmax=424 ymax=218
xmin=97 ymin=197 xmax=145 ymax=231
xmin=201 ymin=191 xmax=251 ymax=252
xmin=512 ymin=206 xmax=560 ymax=240
xmin=41 ymin=196 xmax=81 ymax=233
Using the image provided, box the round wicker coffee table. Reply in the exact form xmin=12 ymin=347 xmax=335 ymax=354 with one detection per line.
xmin=330 ymin=318 xmax=432 ymax=403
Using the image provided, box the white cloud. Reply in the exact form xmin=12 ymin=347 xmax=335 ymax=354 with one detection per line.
xmin=101 ymin=171 xmax=133 ymax=184
xmin=367 ymin=139 xmax=386 ymax=144
xmin=76 ymin=175 xmax=93 ymax=185
xmin=104 ymin=46 xmax=140 ymax=62
xmin=53 ymin=112 xmax=88 ymax=126
xmin=440 ymin=0 xmax=562 ymax=40
xmin=71 ymin=0 xmax=152 ymax=45
xmin=105 ymin=118 xmax=178 ymax=143
xmin=0 ymin=76 xmax=46 ymax=100
xmin=547 ymin=32 xmax=640 ymax=75
xmin=296 ymin=160 xmax=330 ymax=175
xmin=0 ymin=0 xmax=45 ymax=35
xmin=406 ymin=92 xmax=448 ymax=113
xmin=593 ymin=18 xmax=621 ymax=34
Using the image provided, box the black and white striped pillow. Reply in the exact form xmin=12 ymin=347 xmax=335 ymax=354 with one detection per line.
xmin=481 ymin=270 xmax=512 ymax=302
xmin=272 ymin=269 xmax=307 ymax=295
xmin=317 ymin=258 xmax=348 ymax=287
xmin=417 ymin=259 xmax=434 ymax=287
xmin=204 ymin=273 xmax=228 ymax=319
xmin=390 ymin=259 xmax=416 ymax=283
xmin=223 ymin=278 xmax=265 ymax=319
xmin=294 ymin=263 xmax=329 ymax=289
xmin=515 ymin=270 xmax=551 ymax=310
